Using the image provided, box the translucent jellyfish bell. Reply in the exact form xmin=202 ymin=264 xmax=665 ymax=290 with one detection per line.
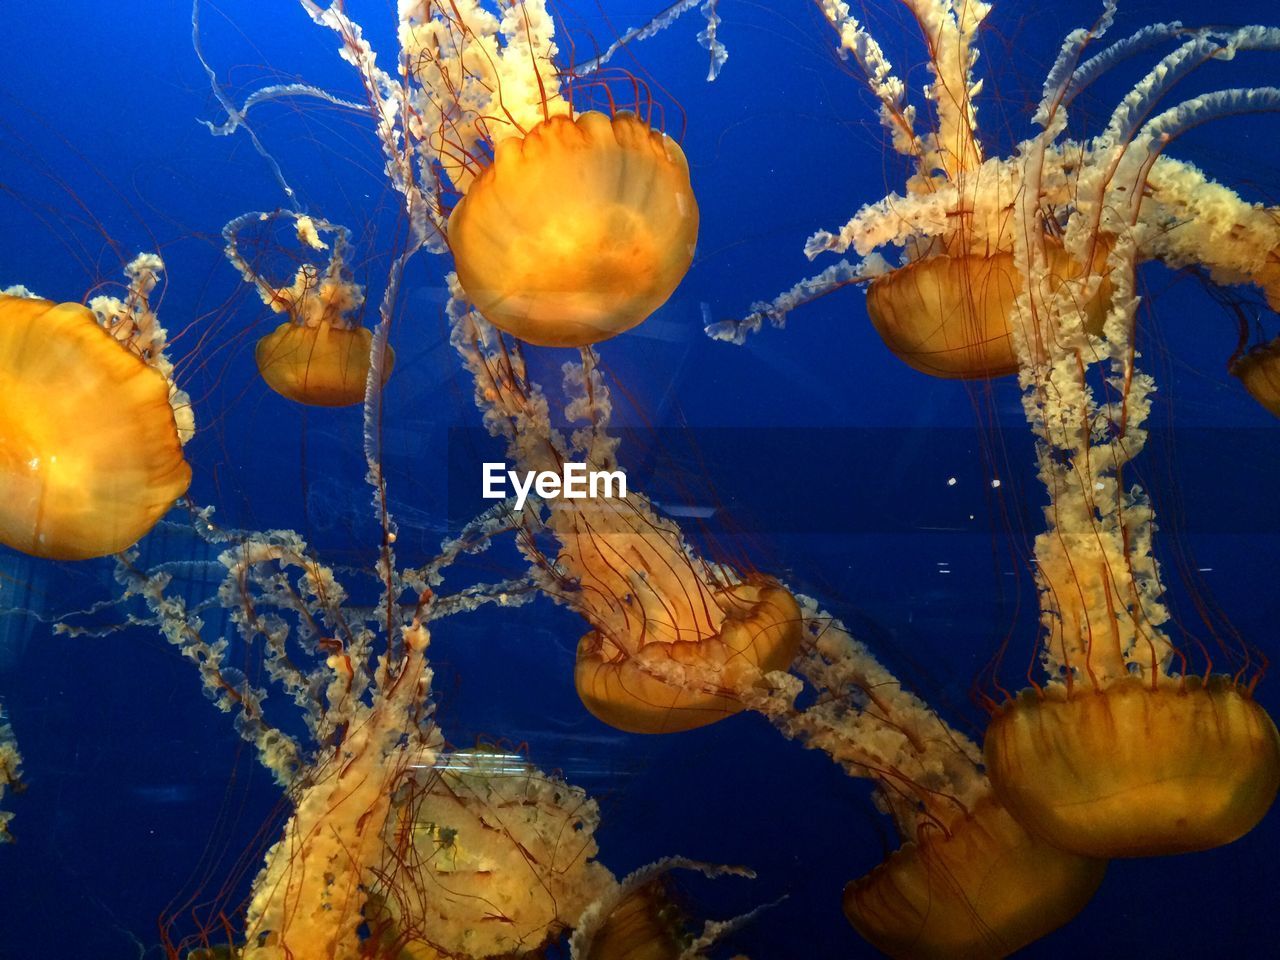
xmin=985 ymin=677 xmax=1280 ymax=858
xmin=844 ymin=795 xmax=1106 ymax=959
xmin=865 ymin=239 xmax=1111 ymax=379
xmin=224 ymin=212 xmax=393 ymax=408
xmin=1230 ymin=336 xmax=1280 ymax=418
xmin=574 ymin=576 xmax=803 ymax=735
xmin=448 ymin=111 xmax=699 ymax=347
xmin=0 ymin=295 xmax=191 ymax=560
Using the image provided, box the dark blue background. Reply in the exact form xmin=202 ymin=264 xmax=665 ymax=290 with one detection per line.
xmin=1 ymin=1 xmax=1278 ymax=957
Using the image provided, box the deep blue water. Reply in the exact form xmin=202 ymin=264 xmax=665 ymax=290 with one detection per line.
xmin=1 ymin=1 xmax=1279 ymax=957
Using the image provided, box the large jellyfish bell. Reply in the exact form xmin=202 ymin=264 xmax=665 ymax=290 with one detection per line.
xmin=0 ymin=282 xmax=191 ymax=560
xmin=448 ymin=111 xmax=699 ymax=347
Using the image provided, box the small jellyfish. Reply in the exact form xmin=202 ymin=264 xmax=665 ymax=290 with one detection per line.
xmin=1230 ymin=336 xmax=1280 ymax=418
xmin=844 ymin=795 xmax=1106 ymax=959
xmin=0 ymin=293 xmax=191 ymax=560
xmin=448 ymin=111 xmax=699 ymax=347
xmin=254 ymin=273 xmax=390 ymax=408
xmin=225 ymin=212 xmax=393 ymax=407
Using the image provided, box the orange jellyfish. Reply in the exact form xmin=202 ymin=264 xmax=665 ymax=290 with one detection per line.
xmin=224 ymin=211 xmax=393 ymax=407
xmin=451 ymin=306 xmax=802 ymax=733
xmin=367 ymin=747 xmax=616 ymax=958
xmin=865 ymin=238 xmax=1112 ymax=378
xmin=986 ymin=677 xmax=1280 ymax=859
xmin=1230 ymin=336 xmax=1280 ymax=418
xmin=572 ymin=551 xmax=803 ymax=735
xmin=968 ymin=23 xmax=1280 ymax=861
xmin=1139 ymin=181 xmax=1280 ymax=417
xmin=583 ymin=881 xmax=685 ymax=960
xmin=844 ymin=796 xmax=1105 ymax=960
xmin=0 ymin=267 xmax=191 ymax=560
xmin=380 ymin=0 xmax=700 ymax=347
xmin=447 ymin=110 xmax=699 ymax=348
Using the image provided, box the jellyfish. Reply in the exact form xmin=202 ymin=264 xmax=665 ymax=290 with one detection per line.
xmin=1231 ymin=336 xmax=1280 ymax=417
xmin=864 ymin=240 xmax=1112 ymax=378
xmin=987 ymin=677 xmax=1280 ymax=859
xmin=702 ymin=0 xmax=1110 ymax=377
xmin=0 ymin=716 xmax=21 ymax=843
xmin=578 ymin=877 xmax=686 ymax=960
xmin=114 ymin=506 xmax=666 ymax=960
xmin=726 ymin=0 xmax=1280 ymax=864
xmin=447 ymin=111 xmax=699 ymax=347
xmin=125 ymin=521 xmax=433 ymax=959
xmin=843 ymin=796 xmax=1105 ymax=960
xmin=402 ymin=0 xmax=697 ymax=347
xmin=450 ymin=291 xmax=802 ymax=733
xmin=0 ymin=256 xmax=192 ymax=560
xmin=1135 ymin=168 xmax=1280 ymax=417
xmin=975 ymin=14 xmax=1280 ymax=861
xmin=224 ymin=211 xmax=393 ymax=407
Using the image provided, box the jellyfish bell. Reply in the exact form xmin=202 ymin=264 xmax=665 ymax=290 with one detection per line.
xmin=226 ymin=211 xmax=393 ymax=408
xmin=866 ymin=236 xmax=1113 ymax=379
xmin=447 ymin=110 xmax=699 ymax=348
xmin=984 ymin=677 xmax=1280 ymax=859
xmin=0 ymin=292 xmax=191 ymax=560
xmin=581 ymin=878 xmax=687 ymax=960
xmin=397 ymin=0 xmax=698 ymax=349
xmin=574 ymin=576 xmax=803 ymax=734
xmin=255 ymin=321 xmax=387 ymax=407
xmin=843 ymin=794 xmax=1106 ymax=960
xmin=254 ymin=269 xmax=394 ymax=408
xmin=1230 ymin=335 xmax=1280 ymax=418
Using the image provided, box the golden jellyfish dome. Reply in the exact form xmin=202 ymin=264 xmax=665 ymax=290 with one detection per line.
xmin=255 ymin=323 xmax=392 ymax=408
xmin=843 ymin=795 xmax=1106 ymax=960
xmin=984 ymin=677 xmax=1280 ymax=858
xmin=0 ymin=295 xmax=191 ymax=560
xmin=254 ymin=271 xmax=393 ymax=408
xmin=574 ymin=579 xmax=802 ymax=734
xmin=866 ymin=238 xmax=1111 ymax=379
xmin=447 ymin=111 xmax=699 ymax=347
xmin=1230 ymin=336 xmax=1280 ymax=418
